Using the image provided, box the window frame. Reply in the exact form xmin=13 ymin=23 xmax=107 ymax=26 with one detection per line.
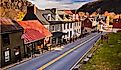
xmin=2 ymin=34 xmax=10 ymax=46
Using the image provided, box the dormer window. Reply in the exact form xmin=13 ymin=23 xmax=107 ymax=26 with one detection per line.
xmin=76 ymin=14 xmax=78 ymax=19
xmin=66 ymin=15 xmax=69 ymax=19
xmin=60 ymin=15 xmax=64 ymax=19
xmin=47 ymin=14 xmax=51 ymax=21
xmin=73 ymin=14 xmax=75 ymax=20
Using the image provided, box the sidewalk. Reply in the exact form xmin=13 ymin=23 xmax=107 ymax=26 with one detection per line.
xmin=1 ymin=45 xmax=66 ymax=70
xmin=1 ymin=50 xmax=50 ymax=70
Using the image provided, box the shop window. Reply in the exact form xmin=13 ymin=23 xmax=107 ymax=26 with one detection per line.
xmin=2 ymin=34 xmax=10 ymax=46
xmin=37 ymin=41 xmax=42 ymax=45
xmin=14 ymin=46 xmax=22 ymax=62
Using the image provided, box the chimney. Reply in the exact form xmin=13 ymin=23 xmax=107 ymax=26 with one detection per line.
xmin=27 ymin=5 xmax=36 ymax=14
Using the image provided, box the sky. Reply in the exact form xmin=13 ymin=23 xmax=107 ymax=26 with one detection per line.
xmin=28 ymin=0 xmax=96 ymax=10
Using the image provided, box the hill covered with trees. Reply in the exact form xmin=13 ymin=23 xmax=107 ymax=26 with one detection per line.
xmin=77 ymin=0 xmax=121 ymax=14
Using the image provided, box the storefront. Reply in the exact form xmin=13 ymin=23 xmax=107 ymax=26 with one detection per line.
xmin=18 ymin=20 xmax=52 ymax=56
xmin=3 ymin=48 xmax=11 ymax=66
xmin=52 ymin=32 xmax=67 ymax=46
xmin=0 ymin=18 xmax=24 ymax=68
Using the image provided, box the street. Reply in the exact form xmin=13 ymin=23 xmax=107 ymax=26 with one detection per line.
xmin=9 ymin=32 xmax=101 ymax=70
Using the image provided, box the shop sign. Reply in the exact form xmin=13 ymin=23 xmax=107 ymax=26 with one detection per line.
xmin=5 ymin=50 xmax=10 ymax=62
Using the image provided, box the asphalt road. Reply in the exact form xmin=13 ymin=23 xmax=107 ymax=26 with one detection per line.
xmin=43 ymin=33 xmax=100 ymax=70
xmin=9 ymin=32 xmax=101 ymax=70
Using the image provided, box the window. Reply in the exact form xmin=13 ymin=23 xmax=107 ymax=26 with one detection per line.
xmin=67 ymin=23 xmax=69 ymax=29
xmin=66 ymin=15 xmax=69 ymax=19
xmin=79 ymin=23 xmax=80 ymax=26
xmin=51 ymin=25 xmax=55 ymax=31
xmin=67 ymin=32 xmax=69 ymax=37
xmin=77 ymin=29 xmax=78 ymax=33
xmin=48 ymin=16 xmax=51 ymax=21
xmin=70 ymin=31 xmax=72 ymax=37
xmin=64 ymin=24 xmax=66 ymax=30
xmin=75 ymin=23 xmax=76 ymax=27
xmin=47 ymin=14 xmax=51 ymax=21
xmin=74 ymin=30 xmax=76 ymax=33
xmin=60 ymin=15 xmax=64 ymax=19
xmin=2 ymin=34 xmax=10 ymax=46
xmin=56 ymin=25 xmax=59 ymax=31
xmin=70 ymin=23 xmax=72 ymax=28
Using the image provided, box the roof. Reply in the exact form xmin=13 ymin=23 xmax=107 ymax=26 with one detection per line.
xmin=18 ymin=20 xmax=52 ymax=44
xmin=57 ymin=11 xmax=66 ymax=15
xmin=82 ymin=18 xmax=93 ymax=28
xmin=36 ymin=8 xmax=52 ymax=25
xmin=0 ymin=18 xmax=23 ymax=34
xmin=43 ymin=14 xmax=55 ymax=21
xmin=49 ymin=21 xmax=63 ymax=25
xmin=52 ymin=32 xmax=67 ymax=38
xmin=23 ymin=6 xmax=51 ymax=25
xmin=64 ymin=10 xmax=73 ymax=15
xmin=23 ymin=13 xmax=39 ymax=21
xmin=113 ymin=23 xmax=121 ymax=28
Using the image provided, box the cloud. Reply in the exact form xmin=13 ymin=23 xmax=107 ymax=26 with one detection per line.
xmin=28 ymin=0 xmax=94 ymax=10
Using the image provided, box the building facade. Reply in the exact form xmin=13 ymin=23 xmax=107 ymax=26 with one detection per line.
xmin=0 ymin=18 xmax=25 ymax=67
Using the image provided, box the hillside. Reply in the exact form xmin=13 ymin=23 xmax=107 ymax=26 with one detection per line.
xmin=0 ymin=0 xmax=32 ymax=20
xmin=81 ymin=32 xmax=121 ymax=70
xmin=77 ymin=0 xmax=121 ymax=14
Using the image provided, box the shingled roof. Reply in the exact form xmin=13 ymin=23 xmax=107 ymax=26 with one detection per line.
xmin=18 ymin=20 xmax=52 ymax=44
xmin=0 ymin=18 xmax=23 ymax=34
xmin=22 ymin=6 xmax=54 ymax=25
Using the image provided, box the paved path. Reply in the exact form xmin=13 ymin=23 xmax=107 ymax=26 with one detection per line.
xmin=9 ymin=32 xmax=101 ymax=70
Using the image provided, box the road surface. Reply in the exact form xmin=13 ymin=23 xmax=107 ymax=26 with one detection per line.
xmin=9 ymin=32 xmax=101 ymax=70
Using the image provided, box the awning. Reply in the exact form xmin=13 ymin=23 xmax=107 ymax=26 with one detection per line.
xmin=18 ymin=20 xmax=52 ymax=44
xmin=21 ymin=29 xmax=45 ymax=44
xmin=52 ymin=32 xmax=67 ymax=38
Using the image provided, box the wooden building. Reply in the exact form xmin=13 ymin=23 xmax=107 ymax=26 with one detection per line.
xmin=18 ymin=20 xmax=52 ymax=56
xmin=0 ymin=18 xmax=24 ymax=67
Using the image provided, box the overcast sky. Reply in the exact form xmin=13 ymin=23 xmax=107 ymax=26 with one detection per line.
xmin=28 ymin=0 xmax=96 ymax=10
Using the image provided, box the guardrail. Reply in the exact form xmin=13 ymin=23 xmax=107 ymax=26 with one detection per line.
xmin=70 ymin=34 xmax=101 ymax=70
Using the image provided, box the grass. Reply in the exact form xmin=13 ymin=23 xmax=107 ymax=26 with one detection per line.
xmin=81 ymin=32 xmax=121 ymax=70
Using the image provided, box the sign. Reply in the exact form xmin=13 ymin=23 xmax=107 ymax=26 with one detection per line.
xmin=45 ymin=37 xmax=49 ymax=43
xmin=5 ymin=50 xmax=10 ymax=62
